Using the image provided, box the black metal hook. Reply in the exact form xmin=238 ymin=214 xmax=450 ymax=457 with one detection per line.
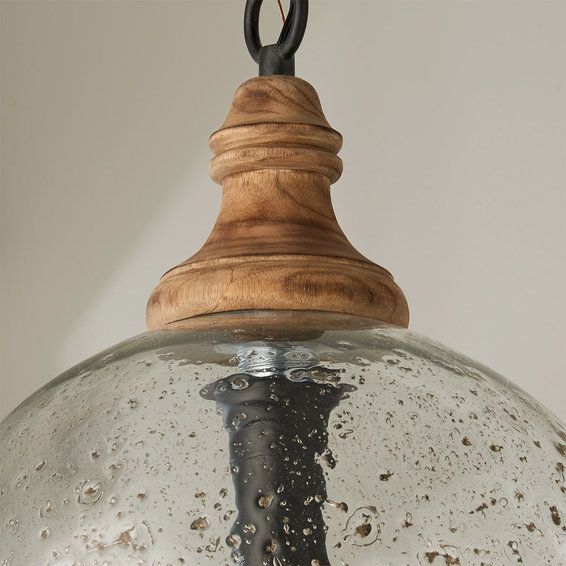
xmin=244 ymin=0 xmax=309 ymax=76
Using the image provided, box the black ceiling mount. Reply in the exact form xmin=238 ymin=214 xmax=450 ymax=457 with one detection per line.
xmin=244 ymin=0 xmax=309 ymax=76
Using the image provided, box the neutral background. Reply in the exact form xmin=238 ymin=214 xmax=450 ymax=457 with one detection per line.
xmin=1 ymin=0 xmax=565 ymax=420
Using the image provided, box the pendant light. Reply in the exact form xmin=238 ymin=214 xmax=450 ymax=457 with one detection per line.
xmin=1 ymin=2 xmax=565 ymax=564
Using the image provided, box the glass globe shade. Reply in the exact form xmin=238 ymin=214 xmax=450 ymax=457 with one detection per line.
xmin=1 ymin=311 xmax=564 ymax=565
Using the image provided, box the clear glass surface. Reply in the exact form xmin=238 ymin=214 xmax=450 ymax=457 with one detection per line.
xmin=1 ymin=312 xmax=565 ymax=565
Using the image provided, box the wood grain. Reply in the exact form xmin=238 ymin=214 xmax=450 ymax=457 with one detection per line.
xmin=147 ymin=76 xmax=409 ymax=329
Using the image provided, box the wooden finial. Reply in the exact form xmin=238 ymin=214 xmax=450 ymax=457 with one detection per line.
xmin=146 ymin=76 xmax=409 ymax=330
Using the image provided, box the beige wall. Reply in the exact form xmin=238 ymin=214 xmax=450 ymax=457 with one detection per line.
xmin=1 ymin=0 xmax=565 ymax=420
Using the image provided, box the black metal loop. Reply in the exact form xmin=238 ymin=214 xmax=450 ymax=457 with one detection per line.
xmin=244 ymin=0 xmax=309 ymax=76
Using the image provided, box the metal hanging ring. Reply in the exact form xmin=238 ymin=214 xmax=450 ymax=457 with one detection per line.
xmin=244 ymin=0 xmax=309 ymax=76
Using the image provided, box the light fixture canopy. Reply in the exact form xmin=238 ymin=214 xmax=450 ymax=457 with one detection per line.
xmin=147 ymin=75 xmax=408 ymax=330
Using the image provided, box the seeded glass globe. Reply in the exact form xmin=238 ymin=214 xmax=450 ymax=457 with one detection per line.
xmin=1 ymin=311 xmax=565 ymax=565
